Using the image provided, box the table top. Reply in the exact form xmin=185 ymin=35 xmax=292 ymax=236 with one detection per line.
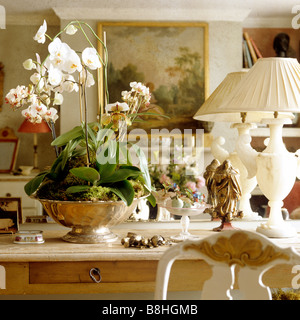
xmin=1 ymin=219 xmax=300 ymax=262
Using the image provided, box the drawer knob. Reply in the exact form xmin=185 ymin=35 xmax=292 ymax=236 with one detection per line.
xmin=89 ymin=267 xmax=102 ymax=283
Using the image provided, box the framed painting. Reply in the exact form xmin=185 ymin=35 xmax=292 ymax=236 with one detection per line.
xmin=97 ymin=22 xmax=209 ymax=134
xmin=0 ymin=197 xmax=22 ymax=233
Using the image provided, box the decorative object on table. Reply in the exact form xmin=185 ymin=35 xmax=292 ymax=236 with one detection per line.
xmin=14 ymin=230 xmax=44 ymax=244
xmin=0 ymin=197 xmax=22 ymax=232
xmin=19 ymin=165 xmax=34 ymax=176
xmin=219 ymin=57 xmax=300 ymax=238
xmin=210 ymin=160 xmax=243 ymax=231
xmin=161 ymin=189 xmax=209 ymax=241
xmin=0 ymin=127 xmax=19 ymax=173
xmin=5 ymin=20 xmax=159 ymax=243
xmin=25 ymin=215 xmax=48 ymax=223
xmin=18 ymin=119 xmax=51 ymax=172
xmin=128 ymin=197 xmax=150 ymax=221
xmin=121 ymin=232 xmax=166 ymax=249
xmin=203 ymin=159 xmax=220 ymax=218
xmin=194 ymin=70 xmax=276 ymax=221
xmin=150 ymin=157 xmax=205 ymax=221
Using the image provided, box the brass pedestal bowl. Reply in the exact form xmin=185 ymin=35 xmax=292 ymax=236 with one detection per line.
xmin=38 ymin=198 xmax=139 ymax=244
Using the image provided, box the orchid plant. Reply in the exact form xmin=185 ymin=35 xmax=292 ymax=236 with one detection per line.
xmin=5 ymin=20 xmax=156 ymax=207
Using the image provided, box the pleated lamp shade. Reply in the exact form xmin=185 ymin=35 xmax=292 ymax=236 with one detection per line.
xmin=193 ymin=58 xmax=298 ymax=123
xmin=215 ymin=58 xmax=300 ymax=118
xmin=194 ymin=70 xmax=250 ymax=122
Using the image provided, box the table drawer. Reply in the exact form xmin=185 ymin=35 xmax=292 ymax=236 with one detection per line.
xmin=29 ymin=261 xmax=158 ymax=284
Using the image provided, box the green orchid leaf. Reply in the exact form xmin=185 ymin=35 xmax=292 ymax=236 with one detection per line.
xmin=51 ymin=125 xmax=83 ymax=147
xmin=110 ymin=180 xmax=135 ymax=206
xmin=130 ymin=144 xmax=151 ymax=191
xmin=96 ymin=140 xmax=119 ymax=179
xmin=70 ymin=167 xmax=100 ymax=184
xmin=99 ymin=168 xmax=142 ymax=184
xmin=66 ymin=185 xmax=91 ymax=193
xmin=146 ymin=193 xmax=156 ymax=207
xmin=24 ymin=171 xmax=49 ymax=196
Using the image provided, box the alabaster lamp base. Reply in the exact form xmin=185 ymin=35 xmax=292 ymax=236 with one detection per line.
xmin=256 ymin=223 xmax=297 ymax=238
xmin=256 ymin=200 xmax=297 ymax=238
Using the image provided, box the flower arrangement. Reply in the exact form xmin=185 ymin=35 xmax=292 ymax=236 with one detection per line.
xmin=5 ymin=20 xmax=156 ymax=207
xmin=150 ymin=160 xmax=205 ymax=208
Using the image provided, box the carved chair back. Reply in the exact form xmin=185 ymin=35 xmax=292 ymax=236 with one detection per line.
xmin=154 ymin=230 xmax=300 ymax=300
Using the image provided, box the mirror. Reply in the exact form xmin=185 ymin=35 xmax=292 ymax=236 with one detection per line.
xmin=0 ymin=127 xmax=19 ymax=173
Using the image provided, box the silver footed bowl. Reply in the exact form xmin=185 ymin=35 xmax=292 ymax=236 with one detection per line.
xmin=36 ymin=197 xmax=140 ymax=244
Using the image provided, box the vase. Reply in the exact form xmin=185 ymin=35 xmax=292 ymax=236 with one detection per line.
xmin=37 ymin=198 xmax=140 ymax=243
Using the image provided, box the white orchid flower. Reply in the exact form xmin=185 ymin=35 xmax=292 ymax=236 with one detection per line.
xmin=85 ymin=70 xmax=95 ymax=87
xmin=33 ymin=20 xmax=47 ymax=44
xmin=21 ymin=106 xmax=43 ymax=123
xmin=44 ymin=107 xmax=58 ymax=123
xmin=5 ymin=85 xmax=29 ymax=108
xmin=48 ymin=64 xmax=63 ymax=86
xmin=23 ymin=59 xmax=36 ymax=70
xmin=48 ymin=38 xmax=71 ymax=69
xmin=30 ymin=70 xmax=46 ymax=91
xmin=30 ymin=72 xmax=41 ymax=85
xmin=66 ymin=25 xmax=78 ymax=35
xmin=62 ymin=74 xmax=79 ymax=92
xmin=53 ymin=92 xmax=63 ymax=105
xmin=105 ymin=102 xmax=129 ymax=112
xmin=130 ymin=81 xmax=148 ymax=95
xmin=63 ymin=49 xmax=82 ymax=73
xmin=82 ymin=47 xmax=101 ymax=70
xmin=34 ymin=102 xmax=48 ymax=115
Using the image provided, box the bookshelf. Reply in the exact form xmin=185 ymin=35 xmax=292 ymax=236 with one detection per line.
xmin=242 ymin=28 xmax=300 ymax=68
xmin=242 ymin=28 xmax=300 ymax=144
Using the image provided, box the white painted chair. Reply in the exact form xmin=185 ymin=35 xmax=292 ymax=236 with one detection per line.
xmin=154 ymin=230 xmax=300 ymax=300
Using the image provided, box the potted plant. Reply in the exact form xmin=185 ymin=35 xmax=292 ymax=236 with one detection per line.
xmin=5 ymin=20 xmax=156 ymax=243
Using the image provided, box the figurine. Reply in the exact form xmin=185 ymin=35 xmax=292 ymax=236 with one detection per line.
xmin=211 ymin=160 xmax=243 ymax=231
xmin=273 ymin=33 xmax=290 ymax=57
xmin=203 ymin=159 xmax=220 ymax=219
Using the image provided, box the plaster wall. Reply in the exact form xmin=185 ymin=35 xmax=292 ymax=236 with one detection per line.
xmin=0 ymin=24 xmax=59 ymax=170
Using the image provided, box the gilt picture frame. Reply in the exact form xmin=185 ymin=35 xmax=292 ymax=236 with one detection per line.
xmin=0 ymin=197 xmax=22 ymax=233
xmin=0 ymin=127 xmax=19 ymax=173
xmin=97 ymin=21 xmax=209 ymax=134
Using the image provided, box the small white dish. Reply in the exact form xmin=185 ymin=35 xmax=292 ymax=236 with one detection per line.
xmin=14 ymin=230 xmax=44 ymax=244
xmin=19 ymin=166 xmax=33 ymax=176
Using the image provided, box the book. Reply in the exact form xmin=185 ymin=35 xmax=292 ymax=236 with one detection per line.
xmin=243 ymin=39 xmax=253 ymax=68
xmin=250 ymin=37 xmax=263 ymax=59
xmin=243 ymin=32 xmax=257 ymax=63
xmin=242 ymin=41 xmax=249 ymax=68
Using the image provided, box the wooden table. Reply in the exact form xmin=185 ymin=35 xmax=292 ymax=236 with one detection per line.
xmin=1 ymin=219 xmax=300 ymax=297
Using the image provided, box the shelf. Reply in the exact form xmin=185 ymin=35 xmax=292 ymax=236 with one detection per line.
xmin=251 ymin=127 xmax=300 ymax=137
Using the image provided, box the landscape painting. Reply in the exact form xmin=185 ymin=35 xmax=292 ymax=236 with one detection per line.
xmin=97 ymin=22 xmax=209 ymax=133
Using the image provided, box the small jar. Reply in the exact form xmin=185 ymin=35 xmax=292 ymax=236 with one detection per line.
xmin=14 ymin=230 xmax=44 ymax=244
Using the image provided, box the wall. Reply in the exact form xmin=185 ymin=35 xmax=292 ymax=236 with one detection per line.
xmin=0 ymin=24 xmax=59 ymax=170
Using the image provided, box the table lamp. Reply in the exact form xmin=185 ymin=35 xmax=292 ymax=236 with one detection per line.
xmin=216 ymin=57 xmax=300 ymax=238
xmin=18 ymin=119 xmax=51 ymax=172
xmin=193 ymin=70 xmax=285 ymax=221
